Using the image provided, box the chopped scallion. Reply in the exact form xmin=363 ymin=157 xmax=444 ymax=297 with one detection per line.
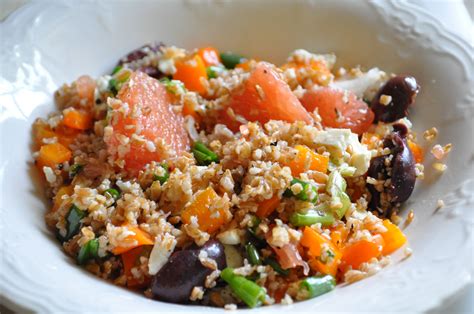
xmin=284 ymin=178 xmax=318 ymax=203
xmin=220 ymin=52 xmax=245 ymax=69
xmin=245 ymin=243 xmax=262 ymax=266
xmin=264 ymin=257 xmax=289 ymax=276
xmin=77 ymin=238 xmax=99 ymax=265
xmin=220 ymin=267 xmax=266 ymax=308
xmin=69 ymin=164 xmax=83 ymax=178
xmin=299 ymin=275 xmax=336 ymax=300
xmin=64 ymin=204 xmax=86 ymax=241
xmin=289 ymin=209 xmax=335 ymax=227
xmin=104 ymin=188 xmax=120 ymax=201
xmin=192 ymin=142 xmax=219 ymax=166
xmin=153 ymin=164 xmax=169 ymax=185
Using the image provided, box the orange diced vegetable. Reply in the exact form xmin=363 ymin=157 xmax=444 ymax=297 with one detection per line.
xmin=36 ymin=143 xmax=72 ymax=170
xmin=197 ymin=47 xmax=221 ymax=66
xmin=63 ymin=108 xmax=93 ymax=130
xmin=32 ymin=120 xmax=79 ymax=148
xmin=330 ymin=224 xmax=349 ymax=249
xmin=256 ymin=196 xmax=280 ymax=218
xmin=408 ymin=140 xmax=424 ymax=163
xmin=121 ymin=246 xmax=152 ymax=288
xmin=380 ymin=219 xmax=407 ymax=255
xmin=287 ymin=145 xmax=329 ymax=177
xmin=173 ymin=55 xmax=207 ymax=94
xmin=300 ymin=226 xmax=342 ymax=276
xmin=52 ymin=185 xmax=74 ymax=212
xmin=182 ymin=99 xmax=202 ymax=123
xmin=112 ymin=225 xmax=154 ymax=255
xmin=33 ymin=120 xmax=57 ymax=147
xmin=235 ymin=59 xmax=257 ymax=71
xmin=340 ymin=235 xmax=384 ymax=271
xmin=181 ymin=187 xmax=228 ymax=233
xmin=361 ymin=132 xmax=382 ymax=150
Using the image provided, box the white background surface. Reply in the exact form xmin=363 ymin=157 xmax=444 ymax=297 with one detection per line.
xmin=0 ymin=0 xmax=472 ymax=313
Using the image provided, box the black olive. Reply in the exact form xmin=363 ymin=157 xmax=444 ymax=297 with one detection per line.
xmin=151 ymin=240 xmax=226 ymax=304
xmin=388 ymin=133 xmax=416 ymax=204
xmin=118 ymin=42 xmax=164 ymax=64
xmin=135 ymin=65 xmax=163 ymax=79
xmin=371 ymin=75 xmax=419 ymax=122
xmin=367 ymin=155 xmax=386 ymax=211
xmin=117 ymin=43 xmax=166 ymax=79
xmin=367 ymin=131 xmax=416 ymax=216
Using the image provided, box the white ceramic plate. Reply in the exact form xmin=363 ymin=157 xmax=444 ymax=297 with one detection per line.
xmin=1 ymin=0 xmax=473 ymax=312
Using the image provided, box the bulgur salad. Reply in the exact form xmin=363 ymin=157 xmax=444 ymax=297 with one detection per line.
xmin=32 ymin=43 xmax=451 ymax=308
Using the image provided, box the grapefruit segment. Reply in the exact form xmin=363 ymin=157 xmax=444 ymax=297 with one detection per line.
xmin=300 ymin=87 xmax=374 ymax=135
xmin=105 ymin=72 xmax=189 ymax=174
xmin=219 ymin=62 xmax=312 ymax=131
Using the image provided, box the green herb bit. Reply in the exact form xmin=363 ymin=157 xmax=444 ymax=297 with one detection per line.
xmin=206 ymin=65 xmax=224 ymax=79
xmin=104 ymin=188 xmax=120 ymax=201
xmin=77 ymin=238 xmax=99 ymax=265
xmin=264 ymin=257 xmax=289 ymax=276
xmin=159 ymin=77 xmax=186 ymax=94
xmin=109 ymin=78 xmax=119 ymax=95
xmin=245 ymin=243 xmax=262 ymax=266
xmin=220 ymin=267 xmax=266 ymax=308
xmin=247 ymin=228 xmax=266 ymax=249
xmin=69 ymin=164 xmax=83 ymax=178
xmin=299 ymin=275 xmax=336 ymax=300
xmin=111 ymin=65 xmax=123 ymax=75
xmin=249 ymin=215 xmax=261 ymax=230
xmin=65 ymin=204 xmax=86 ymax=241
xmin=152 ymin=164 xmax=169 ymax=185
xmin=220 ymin=52 xmax=246 ymax=69
xmin=192 ymin=141 xmax=219 ymax=166
xmin=284 ymin=178 xmax=318 ymax=203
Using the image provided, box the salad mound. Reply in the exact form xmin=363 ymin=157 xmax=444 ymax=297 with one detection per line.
xmin=33 ymin=43 xmax=449 ymax=308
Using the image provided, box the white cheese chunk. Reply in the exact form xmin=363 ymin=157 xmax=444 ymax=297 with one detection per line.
xmin=332 ymin=68 xmax=386 ymax=99
xmin=313 ymin=128 xmax=371 ymax=176
xmin=148 ymin=233 xmax=177 ymax=275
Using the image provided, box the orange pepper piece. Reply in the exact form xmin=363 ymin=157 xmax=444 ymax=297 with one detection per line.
xmin=54 ymin=123 xmax=81 ymax=147
xmin=330 ymin=224 xmax=349 ymax=249
xmin=407 ymin=140 xmax=424 ymax=163
xmin=256 ymin=196 xmax=280 ymax=218
xmin=181 ymin=187 xmax=228 ymax=234
xmin=380 ymin=219 xmax=407 ymax=255
xmin=341 ymin=235 xmax=384 ymax=271
xmin=300 ymin=226 xmax=342 ymax=276
xmin=63 ymin=108 xmax=93 ymax=130
xmin=112 ymin=225 xmax=154 ymax=255
xmin=182 ymin=99 xmax=202 ymax=123
xmin=287 ymin=145 xmax=329 ymax=177
xmin=36 ymin=143 xmax=72 ymax=170
xmin=121 ymin=246 xmax=152 ymax=288
xmin=361 ymin=132 xmax=382 ymax=150
xmin=52 ymin=185 xmax=74 ymax=212
xmin=235 ymin=59 xmax=258 ymax=71
xmin=197 ymin=47 xmax=221 ymax=66
xmin=33 ymin=120 xmax=57 ymax=147
xmin=173 ymin=54 xmax=207 ymax=94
